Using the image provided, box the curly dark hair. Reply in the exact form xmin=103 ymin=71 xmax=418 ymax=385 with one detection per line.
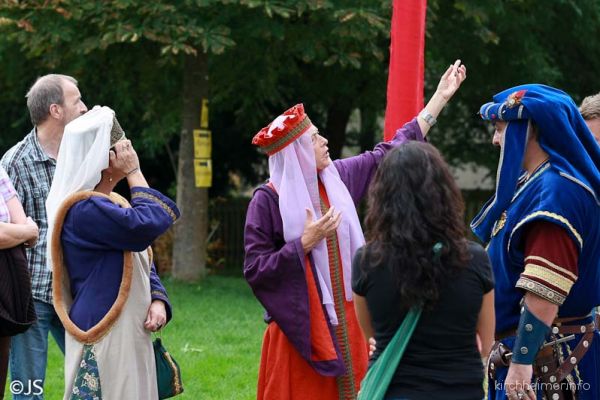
xmin=362 ymin=141 xmax=470 ymax=310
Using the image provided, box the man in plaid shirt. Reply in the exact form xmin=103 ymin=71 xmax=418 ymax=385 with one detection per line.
xmin=1 ymin=74 xmax=87 ymax=399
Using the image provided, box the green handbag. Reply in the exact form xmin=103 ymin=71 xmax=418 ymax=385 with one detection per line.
xmin=357 ymin=307 xmax=422 ymax=400
xmin=153 ymin=336 xmax=184 ymax=399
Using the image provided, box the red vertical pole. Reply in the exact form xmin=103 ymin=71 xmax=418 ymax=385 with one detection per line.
xmin=383 ymin=0 xmax=427 ymax=141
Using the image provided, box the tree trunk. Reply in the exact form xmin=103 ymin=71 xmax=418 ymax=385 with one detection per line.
xmin=172 ymin=54 xmax=209 ymax=281
xmin=359 ymin=107 xmax=377 ymax=153
xmin=325 ymin=102 xmax=352 ymax=160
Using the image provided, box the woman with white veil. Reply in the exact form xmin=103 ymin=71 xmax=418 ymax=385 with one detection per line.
xmin=46 ymin=106 xmax=179 ymax=399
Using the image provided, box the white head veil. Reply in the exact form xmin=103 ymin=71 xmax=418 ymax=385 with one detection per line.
xmin=46 ymin=106 xmax=115 ymax=271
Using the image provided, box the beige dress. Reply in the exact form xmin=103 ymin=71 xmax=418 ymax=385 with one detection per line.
xmin=52 ymin=192 xmax=158 ymax=400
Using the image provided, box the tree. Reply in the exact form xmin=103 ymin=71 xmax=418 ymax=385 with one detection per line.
xmin=1 ymin=0 xmax=236 ymax=279
xmin=425 ymin=0 xmax=600 ymax=173
xmin=0 ymin=0 xmax=393 ymax=277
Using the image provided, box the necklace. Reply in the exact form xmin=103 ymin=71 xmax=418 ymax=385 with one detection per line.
xmin=522 ymin=157 xmax=550 ymax=182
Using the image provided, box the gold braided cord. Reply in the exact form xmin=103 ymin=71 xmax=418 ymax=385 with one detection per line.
xmin=524 ymin=255 xmax=578 ymax=281
xmin=522 ymin=264 xmax=575 ymax=294
xmin=509 ymin=211 xmax=583 ymax=250
xmin=131 ymin=191 xmax=178 ymax=222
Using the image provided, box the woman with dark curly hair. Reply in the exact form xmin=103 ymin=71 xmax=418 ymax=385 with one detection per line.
xmin=352 ymin=141 xmax=495 ymax=400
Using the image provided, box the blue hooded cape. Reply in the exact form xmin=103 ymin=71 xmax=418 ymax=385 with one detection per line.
xmin=471 ymin=84 xmax=600 ymax=243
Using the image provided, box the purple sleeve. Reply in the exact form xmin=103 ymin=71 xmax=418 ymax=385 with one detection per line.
xmin=243 ymin=188 xmax=312 ymax=355
xmin=0 ymin=167 xmax=17 ymax=202
xmin=243 ymin=189 xmax=307 ymax=296
xmin=333 ymin=117 xmax=424 ymax=203
xmin=71 ymin=187 xmax=180 ymax=252
xmin=150 ymin=263 xmax=172 ymax=322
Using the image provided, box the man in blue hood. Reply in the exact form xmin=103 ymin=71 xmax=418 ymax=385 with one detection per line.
xmin=473 ymin=85 xmax=600 ymax=400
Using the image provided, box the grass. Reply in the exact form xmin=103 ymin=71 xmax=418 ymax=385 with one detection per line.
xmin=5 ymin=275 xmax=265 ymax=399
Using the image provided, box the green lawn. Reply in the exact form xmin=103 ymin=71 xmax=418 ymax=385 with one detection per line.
xmin=5 ymin=276 xmax=265 ymax=399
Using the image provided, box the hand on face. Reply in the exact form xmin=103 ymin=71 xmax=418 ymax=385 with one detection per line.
xmin=436 ymin=59 xmax=467 ymax=101
xmin=108 ymin=140 xmax=140 ymax=182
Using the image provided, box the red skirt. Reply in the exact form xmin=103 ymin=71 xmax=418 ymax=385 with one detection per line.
xmin=257 ymin=259 xmax=368 ymax=400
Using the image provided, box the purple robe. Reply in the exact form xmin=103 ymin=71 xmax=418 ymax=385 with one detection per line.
xmin=243 ymin=118 xmax=423 ymax=375
xmin=60 ymin=187 xmax=179 ymax=331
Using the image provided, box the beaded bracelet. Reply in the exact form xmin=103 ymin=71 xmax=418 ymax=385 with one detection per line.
xmin=126 ymin=167 xmax=140 ymax=176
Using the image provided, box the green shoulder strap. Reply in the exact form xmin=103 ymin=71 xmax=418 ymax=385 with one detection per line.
xmin=357 ymin=306 xmax=422 ymax=400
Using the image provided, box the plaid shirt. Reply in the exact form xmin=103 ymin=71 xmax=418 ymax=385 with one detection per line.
xmin=1 ymin=129 xmax=56 ymax=304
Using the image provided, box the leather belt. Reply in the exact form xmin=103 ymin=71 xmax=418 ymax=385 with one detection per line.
xmin=488 ymin=312 xmax=599 ymax=399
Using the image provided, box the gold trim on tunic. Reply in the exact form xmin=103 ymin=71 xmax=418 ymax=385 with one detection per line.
xmin=524 ymin=255 xmax=578 ymax=281
xmin=132 ymin=191 xmax=178 ymax=223
xmin=522 ymin=263 xmax=576 ymax=294
xmin=515 ymin=277 xmax=566 ymax=306
xmin=509 ymin=211 xmax=583 ymax=250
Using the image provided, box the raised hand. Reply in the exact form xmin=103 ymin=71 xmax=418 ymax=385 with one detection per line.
xmin=436 ymin=59 xmax=467 ymax=101
xmin=417 ymin=59 xmax=467 ymax=137
xmin=109 ymin=139 xmax=141 ymax=182
xmin=300 ymin=206 xmax=342 ymax=253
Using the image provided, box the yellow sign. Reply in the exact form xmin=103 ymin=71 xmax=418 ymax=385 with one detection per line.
xmin=200 ymin=99 xmax=209 ymax=129
xmin=193 ymin=129 xmax=211 ymax=158
xmin=194 ymin=158 xmax=212 ymax=188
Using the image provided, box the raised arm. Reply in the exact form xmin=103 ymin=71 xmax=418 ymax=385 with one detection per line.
xmin=69 ymin=188 xmax=179 ymax=252
xmin=418 ymin=59 xmax=467 ymax=137
xmin=335 ymin=60 xmax=467 ymax=203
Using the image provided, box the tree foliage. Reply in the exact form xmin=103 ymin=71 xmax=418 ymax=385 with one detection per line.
xmin=1 ymin=0 xmax=600 ymax=193
xmin=1 ymin=0 xmax=394 ymax=194
xmin=426 ymin=0 xmax=600 ymax=172
xmin=0 ymin=0 xmax=396 ymax=279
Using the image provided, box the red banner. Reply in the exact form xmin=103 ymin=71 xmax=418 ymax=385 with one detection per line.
xmin=383 ymin=0 xmax=427 ymax=141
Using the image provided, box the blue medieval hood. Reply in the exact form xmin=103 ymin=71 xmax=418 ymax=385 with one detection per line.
xmin=471 ymin=84 xmax=600 ymax=243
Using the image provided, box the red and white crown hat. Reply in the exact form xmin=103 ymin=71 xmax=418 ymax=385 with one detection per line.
xmin=252 ymin=104 xmax=313 ymax=155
